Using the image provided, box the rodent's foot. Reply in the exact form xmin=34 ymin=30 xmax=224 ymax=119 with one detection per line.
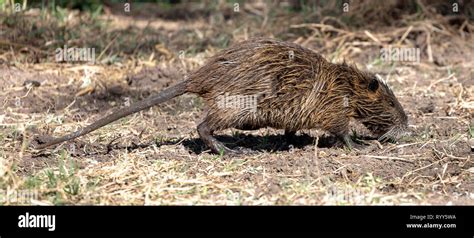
xmin=339 ymin=134 xmax=368 ymax=151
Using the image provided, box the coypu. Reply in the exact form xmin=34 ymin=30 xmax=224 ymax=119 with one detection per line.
xmin=34 ymin=38 xmax=408 ymax=154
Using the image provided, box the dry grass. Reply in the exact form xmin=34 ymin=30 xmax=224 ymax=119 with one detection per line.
xmin=0 ymin=1 xmax=472 ymax=205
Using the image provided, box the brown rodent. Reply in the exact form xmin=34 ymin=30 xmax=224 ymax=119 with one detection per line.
xmin=34 ymin=38 xmax=408 ymax=154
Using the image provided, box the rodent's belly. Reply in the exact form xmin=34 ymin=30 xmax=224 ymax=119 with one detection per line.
xmin=212 ymin=100 xmax=322 ymax=132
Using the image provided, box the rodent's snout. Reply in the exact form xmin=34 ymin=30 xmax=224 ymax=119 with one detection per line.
xmin=364 ymin=108 xmax=408 ymax=142
xmin=377 ymin=120 xmax=409 ymax=142
xmin=362 ymin=111 xmax=408 ymax=142
xmin=381 ymin=93 xmax=409 ymax=142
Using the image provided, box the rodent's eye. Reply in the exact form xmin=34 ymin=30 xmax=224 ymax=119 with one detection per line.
xmin=368 ymin=78 xmax=379 ymax=92
xmin=389 ymin=101 xmax=395 ymax=107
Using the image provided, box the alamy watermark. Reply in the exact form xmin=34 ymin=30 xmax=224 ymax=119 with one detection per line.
xmin=380 ymin=45 xmax=421 ymax=63
xmin=55 ymin=45 xmax=96 ymax=63
xmin=234 ymin=3 xmax=239 ymax=12
xmin=323 ymin=186 xmax=369 ymax=204
xmin=343 ymin=96 xmax=349 ymax=108
xmin=216 ymin=93 xmax=259 ymax=113
xmin=452 ymin=3 xmax=459 ymax=12
xmin=124 ymin=2 xmax=130 ymax=12
xmin=343 ymin=2 xmax=349 ymax=12
xmin=0 ymin=189 xmax=38 ymax=204
xmin=288 ymin=50 xmax=294 ymax=60
xmin=18 ymin=212 xmax=56 ymax=231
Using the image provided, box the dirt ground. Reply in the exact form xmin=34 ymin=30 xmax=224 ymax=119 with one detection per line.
xmin=0 ymin=1 xmax=473 ymax=205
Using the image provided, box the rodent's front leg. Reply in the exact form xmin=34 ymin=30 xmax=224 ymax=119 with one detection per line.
xmin=325 ymin=118 xmax=362 ymax=151
xmin=340 ymin=134 xmax=355 ymax=150
xmin=338 ymin=133 xmax=369 ymax=151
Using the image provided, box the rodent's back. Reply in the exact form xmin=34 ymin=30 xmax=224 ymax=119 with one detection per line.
xmin=187 ymin=38 xmax=328 ymax=95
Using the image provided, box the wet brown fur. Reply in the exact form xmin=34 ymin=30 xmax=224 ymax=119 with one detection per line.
xmin=34 ymin=38 xmax=408 ymax=154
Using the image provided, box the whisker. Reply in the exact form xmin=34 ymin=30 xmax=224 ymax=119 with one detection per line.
xmin=378 ymin=124 xmax=408 ymax=143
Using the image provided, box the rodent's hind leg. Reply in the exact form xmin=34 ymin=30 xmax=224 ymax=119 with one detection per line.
xmin=197 ymin=120 xmax=237 ymax=155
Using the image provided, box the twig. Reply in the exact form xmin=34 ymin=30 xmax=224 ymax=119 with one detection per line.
xmin=396 ymin=25 xmax=413 ymax=46
xmin=97 ymin=34 xmax=119 ymax=62
xmin=425 ymin=28 xmax=433 ymax=62
xmin=290 ymin=23 xmax=351 ymax=34
xmin=373 ymin=140 xmax=383 ymax=149
xmin=366 ymin=155 xmax=414 ymax=163
xmin=364 ymin=30 xmax=381 ymax=44
xmin=427 ymin=73 xmax=455 ymax=90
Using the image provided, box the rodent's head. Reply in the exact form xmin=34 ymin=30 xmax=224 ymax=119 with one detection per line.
xmin=347 ymin=66 xmax=408 ymax=142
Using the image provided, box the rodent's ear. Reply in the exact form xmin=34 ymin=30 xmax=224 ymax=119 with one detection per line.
xmin=368 ymin=78 xmax=379 ymax=92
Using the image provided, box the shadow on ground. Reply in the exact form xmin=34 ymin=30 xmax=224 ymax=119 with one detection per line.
xmin=109 ymin=133 xmax=340 ymax=155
